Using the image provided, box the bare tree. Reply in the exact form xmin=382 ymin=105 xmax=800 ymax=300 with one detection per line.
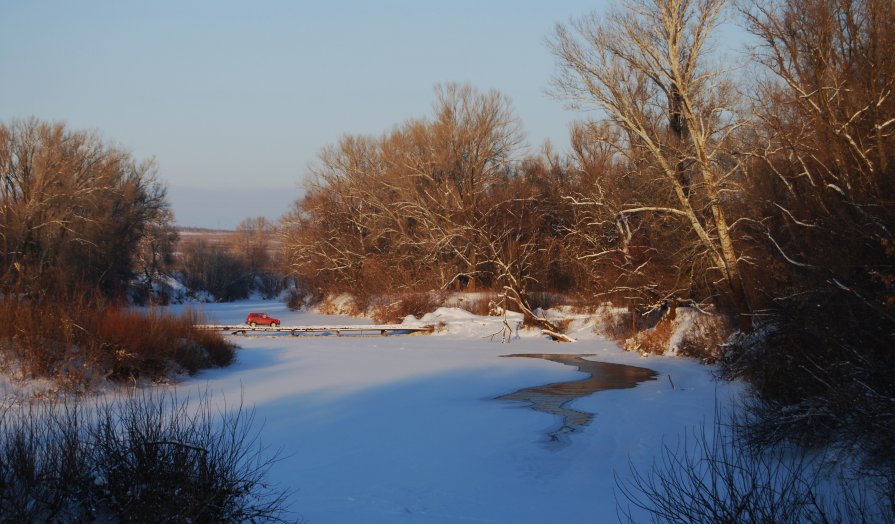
xmin=741 ymin=0 xmax=895 ymax=289
xmin=551 ymin=0 xmax=753 ymax=328
xmin=234 ymin=217 xmax=273 ymax=274
xmin=133 ymin=206 xmax=178 ymax=303
xmin=0 ymin=118 xmax=170 ymax=298
xmin=281 ymin=83 xmax=524 ymax=296
xmin=280 ymin=132 xmax=432 ymax=297
xmin=720 ymin=0 xmax=895 ymax=476
xmin=402 ymin=83 xmax=524 ymax=290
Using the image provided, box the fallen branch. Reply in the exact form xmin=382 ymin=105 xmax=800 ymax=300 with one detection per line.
xmin=542 ymin=329 xmax=576 ymax=343
xmin=502 ymin=286 xmax=574 ymax=342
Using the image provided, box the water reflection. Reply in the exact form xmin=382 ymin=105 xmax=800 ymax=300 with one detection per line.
xmin=498 ymin=354 xmax=657 ymax=446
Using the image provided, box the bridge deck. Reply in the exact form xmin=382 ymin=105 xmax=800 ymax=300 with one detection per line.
xmin=193 ymin=324 xmax=434 ymax=336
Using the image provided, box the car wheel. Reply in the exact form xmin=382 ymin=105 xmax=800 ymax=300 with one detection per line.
xmin=250 ymin=321 xmax=257 ymax=328
xmin=272 ymin=322 xmax=279 ymax=328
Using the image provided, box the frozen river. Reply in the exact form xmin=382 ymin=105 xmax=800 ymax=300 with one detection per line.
xmin=168 ymin=299 xmax=737 ymax=523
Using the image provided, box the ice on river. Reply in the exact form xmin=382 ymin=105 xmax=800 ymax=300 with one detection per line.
xmin=167 ymin=299 xmax=740 ymax=523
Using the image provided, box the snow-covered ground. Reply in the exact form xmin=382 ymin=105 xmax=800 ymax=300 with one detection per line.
xmin=167 ymin=299 xmax=742 ymax=523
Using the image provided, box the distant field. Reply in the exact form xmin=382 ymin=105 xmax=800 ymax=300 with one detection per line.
xmin=175 ymin=227 xmax=282 ymax=255
xmin=177 ymin=228 xmax=236 ymax=245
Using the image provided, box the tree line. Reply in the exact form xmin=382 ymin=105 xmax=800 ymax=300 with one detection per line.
xmin=172 ymin=217 xmax=284 ymax=302
xmin=282 ymin=0 xmax=895 ymax=472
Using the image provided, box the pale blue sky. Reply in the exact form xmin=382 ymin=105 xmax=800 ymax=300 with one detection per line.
xmin=0 ymin=1 xmax=746 ymax=229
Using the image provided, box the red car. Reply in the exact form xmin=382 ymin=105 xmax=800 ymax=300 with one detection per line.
xmin=245 ymin=312 xmax=280 ymax=328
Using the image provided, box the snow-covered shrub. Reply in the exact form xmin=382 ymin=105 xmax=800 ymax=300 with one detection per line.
xmin=0 ymin=391 xmax=291 ymax=522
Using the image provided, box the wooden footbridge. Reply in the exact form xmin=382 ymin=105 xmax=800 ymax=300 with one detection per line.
xmin=193 ymin=323 xmax=435 ymax=337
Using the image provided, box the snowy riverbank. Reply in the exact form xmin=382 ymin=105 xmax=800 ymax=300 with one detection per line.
xmin=164 ymin=299 xmax=740 ymax=523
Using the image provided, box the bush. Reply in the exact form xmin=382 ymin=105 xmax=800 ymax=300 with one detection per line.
xmin=673 ymin=313 xmax=732 ymax=362
xmin=626 ymin=315 xmax=675 ymax=355
xmin=369 ymin=292 xmax=446 ymax=323
xmin=595 ymin=305 xmax=669 ymax=344
xmin=616 ymin=409 xmax=894 ymax=524
xmin=0 ymin=297 xmax=235 ymax=389
xmin=594 ymin=306 xmax=637 ymax=342
xmin=312 ymin=295 xmax=356 ymax=316
xmin=523 ymin=291 xmax=563 ymax=311
xmin=720 ymin=291 xmax=895 ymax=476
xmin=284 ymin=279 xmax=324 ymax=311
xmin=0 ymin=390 xmax=292 ymax=522
xmin=179 ymin=240 xmax=254 ymax=302
xmin=452 ymin=293 xmax=500 ymax=316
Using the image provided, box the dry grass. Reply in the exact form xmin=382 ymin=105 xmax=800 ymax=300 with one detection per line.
xmin=551 ymin=318 xmax=573 ymax=333
xmin=628 ymin=316 xmax=675 ymax=355
xmin=0 ymin=297 xmax=235 ymax=389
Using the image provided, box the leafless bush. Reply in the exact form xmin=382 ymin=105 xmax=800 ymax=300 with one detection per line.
xmin=720 ymin=309 xmax=895 ymax=490
xmin=0 ymin=390 xmax=292 ymax=523
xmin=616 ymin=409 xmax=894 ymax=524
xmin=447 ymin=293 xmax=502 ymax=316
xmin=627 ymin=316 xmax=675 ymax=356
xmin=89 ymin=390 xmax=291 ymax=522
xmin=0 ymin=297 xmax=235 ymax=389
xmin=0 ymin=400 xmax=90 ymax=522
xmin=178 ymin=240 xmax=254 ymax=301
xmin=523 ymin=291 xmax=563 ymax=312
xmin=675 ymin=313 xmax=733 ymax=363
xmin=369 ymin=292 xmax=446 ymax=324
xmin=595 ymin=307 xmax=637 ymax=342
xmin=316 ymin=295 xmax=364 ymax=317
xmin=284 ymin=279 xmax=324 ymax=311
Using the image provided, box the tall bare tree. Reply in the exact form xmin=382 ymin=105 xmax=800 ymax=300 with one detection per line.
xmin=551 ymin=0 xmax=752 ymax=327
xmin=405 ymin=83 xmax=524 ymax=290
xmin=0 ymin=118 xmax=170 ymax=297
xmin=282 ymin=83 xmax=524 ymax=295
